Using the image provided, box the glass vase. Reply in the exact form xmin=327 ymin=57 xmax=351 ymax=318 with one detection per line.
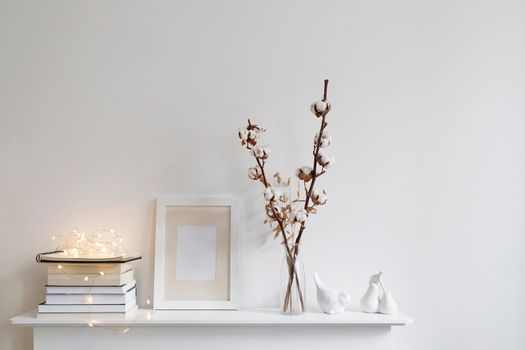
xmin=280 ymin=244 xmax=305 ymax=315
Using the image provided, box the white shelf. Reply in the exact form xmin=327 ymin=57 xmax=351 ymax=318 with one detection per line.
xmin=11 ymin=308 xmax=412 ymax=327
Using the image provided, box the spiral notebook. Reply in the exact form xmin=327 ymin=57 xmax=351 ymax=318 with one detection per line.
xmin=36 ymin=250 xmax=141 ymax=264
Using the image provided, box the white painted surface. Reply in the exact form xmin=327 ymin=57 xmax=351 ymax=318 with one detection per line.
xmin=11 ymin=308 xmax=412 ymax=326
xmin=32 ymin=326 xmax=392 ymax=350
xmin=14 ymin=309 xmax=409 ymax=350
xmin=1 ymin=1 xmax=524 ymax=350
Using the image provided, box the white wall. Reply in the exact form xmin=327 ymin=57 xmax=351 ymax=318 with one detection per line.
xmin=1 ymin=0 xmax=524 ymax=349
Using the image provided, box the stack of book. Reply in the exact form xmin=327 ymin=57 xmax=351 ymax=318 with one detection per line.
xmin=36 ymin=252 xmax=141 ymax=315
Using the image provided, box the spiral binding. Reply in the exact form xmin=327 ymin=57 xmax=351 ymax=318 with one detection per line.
xmin=35 ymin=250 xmax=64 ymax=263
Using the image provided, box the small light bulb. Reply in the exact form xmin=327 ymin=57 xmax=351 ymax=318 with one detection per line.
xmin=123 ymin=327 xmax=130 ymax=333
xmin=119 ymin=237 xmax=124 ymax=243
xmin=57 ymin=264 xmax=63 ymax=270
xmin=88 ymin=322 xmax=94 ymax=328
xmin=86 ymin=295 xmax=93 ymax=304
xmin=99 ymin=271 xmax=105 ymax=276
xmin=84 ymin=276 xmax=89 ymax=281
xmin=146 ymin=299 xmax=151 ymax=305
xmin=97 ymin=233 xmax=102 ymax=238
xmin=51 ymin=235 xmax=56 ymax=240
xmin=110 ymin=229 xmax=115 ymax=234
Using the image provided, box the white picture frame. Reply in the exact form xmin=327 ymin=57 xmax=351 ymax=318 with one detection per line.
xmin=154 ymin=196 xmax=240 ymax=310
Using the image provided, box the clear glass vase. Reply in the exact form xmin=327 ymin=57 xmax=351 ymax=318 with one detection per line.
xmin=280 ymin=244 xmax=305 ymax=315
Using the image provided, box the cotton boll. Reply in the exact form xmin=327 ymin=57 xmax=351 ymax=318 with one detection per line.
xmin=316 ymin=101 xmax=327 ymax=112
xmin=238 ymin=129 xmax=248 ymax=141
xmin=247 ymin=130 xmax=258 ymax=141
xmin=266 ymin=202 xmax=282 ymax=219
xmin=272 ymin=187 xmax=283 ymax=200
xmin=264 ymin=187 xmax=284 ymax=202
xmin=314 ymin=131 xmax=331 ymax=148
xmin=248 ymin=167 xmax=262 ymax=180
xmin=324 ymin=156 xmax=335 ymax=168
xmin=264 ymin=188 xmax=274 ymax=201
xmin=252 ymin=145 xmax=271 ymax=159
xmin=320 ymin=137 xmax=331 ymax=148
xmin=311 ymin=190 xmax=328 ymax=205
xmin=271 ymin=200 xmax=282 ymax=211
xmin=296 ymin=166 xmax=313 ymax=182
xmin=265 ymin=205 xmax=276 ymax=219
xmin=239 ymin=128 xmax=259 ymax=149
xmin=317 ymin=153 xmax=335 ymax=168
xmin=310 ymin=100 xmax=332 ymax=117
xmin=291 ymin=208 xmax=308 ymax=223
xmin=313 ymin=130 xmax=327 ymax=143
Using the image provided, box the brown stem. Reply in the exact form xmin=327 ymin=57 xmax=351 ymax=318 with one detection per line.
xmin=283 ymin=80 xmax=330 ymax=312
xmin=254 ymin=152 xmax=305 ymax=313
xmin=294 ymin=116 xmax=327 ymax=247
xmin=294 ymin=80 xmax=329 ymax=248
xmin=282 ymin=245 xmax=305 ymax=312
xmin=255 ymin=157 xmax=293 ymax=260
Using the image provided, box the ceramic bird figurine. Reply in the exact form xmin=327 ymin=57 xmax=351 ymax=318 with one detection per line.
xmin=313 ymin=273 xmax=351 ymax=315
xmin=359 ymin=282 xmax=381 ymax=313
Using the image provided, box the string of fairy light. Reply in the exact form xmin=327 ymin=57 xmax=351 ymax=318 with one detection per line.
xmin=48 ymin=229 xmax=152 ymax=332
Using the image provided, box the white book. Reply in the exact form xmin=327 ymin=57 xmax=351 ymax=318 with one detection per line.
xmin=37 ymin=306 xmax=139 ymax=320
xmin=38 ymin=298 xmax=136 ymax=313
xmin=46 ymin=286 xmax=136 ymax=305
xmin=46 ymin=280 xmax=136 ymax=295
xmin=47 ymin=263 xmax=132 ymax=275
xmin=47 ymin=269 xmax=134 ymax=286
xmin=37 ymin=252 xmax=141 ymax=263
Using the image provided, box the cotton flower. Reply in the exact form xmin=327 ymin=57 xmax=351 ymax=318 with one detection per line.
xmin=311 ymin=190 xmax=328 ymax=205
xmin=252 ymin=145 xmax=271 ymax=159
xmin=310 ymin=100 xmax=331 ymax=117
xmin=290 ymin=208 xmax=307 ymax=223
xmin=295 ymin=166 xmax=313 ymax=182
xmin=248 ymin=167 xmax=263 ymax=180
xmin=238 ymin=129 xmax=248 ymax=141
xmin=264 ymin=187 xmax=274 ymax=201
xmin=314 ymin=130 xmax=331 ymax=148
xmin=266 ymin=202 xmax=282 ymax=219
xmin=264 ymin=187 xmax=283 ymax=202
xmin=238 ymin=128 xmax=258 ymax=149
xmin=271 ymin=200 xmax=282 ymax=211
xmin=316 ymin=153 xmax=335 ymax=168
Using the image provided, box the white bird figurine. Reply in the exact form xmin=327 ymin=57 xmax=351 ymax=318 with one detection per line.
xmin=313 ymin=273 xmax=351 ymax=315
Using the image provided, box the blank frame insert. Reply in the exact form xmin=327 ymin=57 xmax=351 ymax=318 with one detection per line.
xmin=175 ymin=226 xmax=217 ymax=281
